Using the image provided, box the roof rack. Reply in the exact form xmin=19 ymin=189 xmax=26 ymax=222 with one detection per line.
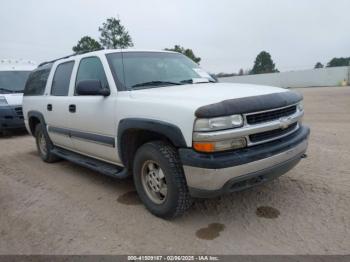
xmin=38 ymin=54 xmax=73 ymax=67
xmin=38 ymin=49 xmax=103 ymax=67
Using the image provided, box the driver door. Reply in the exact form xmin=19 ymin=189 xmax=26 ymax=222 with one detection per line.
xmin=67 ymin=56 xmax=119 ymax=163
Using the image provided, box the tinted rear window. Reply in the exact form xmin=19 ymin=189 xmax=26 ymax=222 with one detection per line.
xmin=24 ymin=64 xmax=51 ymax=96
xmin=51 ymin=61 xmax=74 ymax=96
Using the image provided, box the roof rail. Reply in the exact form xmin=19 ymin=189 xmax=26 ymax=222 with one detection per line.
xmin=38 ymin=54 xmax=75 ymax=67
xmin=38 ymin=49 xmax=103 ymax=67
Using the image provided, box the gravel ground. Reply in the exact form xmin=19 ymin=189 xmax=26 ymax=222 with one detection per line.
xmin=0 ymin=86 xmax=349 ymax=255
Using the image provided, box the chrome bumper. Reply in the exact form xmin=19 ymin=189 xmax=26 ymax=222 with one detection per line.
xmin=180 ymin=126 xmax=310 ymax=197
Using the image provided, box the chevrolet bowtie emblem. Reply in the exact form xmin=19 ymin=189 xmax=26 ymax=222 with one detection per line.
xmin=279 ymin=117 xmax=292 ymax=129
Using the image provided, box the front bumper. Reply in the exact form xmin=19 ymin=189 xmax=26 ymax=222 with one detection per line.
xmin=179 ymin=125 xmax=310 ymax=198
xmin=0 ymin=105 xmax=25 ymax=131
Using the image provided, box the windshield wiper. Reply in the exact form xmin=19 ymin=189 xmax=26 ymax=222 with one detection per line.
xmin=180 ymin=79 xmax=216 ymax=84
xmin=132 ymin=81 xmax=182 ymax=89
xmin=0 ymin=87 xmax=16 ymax=93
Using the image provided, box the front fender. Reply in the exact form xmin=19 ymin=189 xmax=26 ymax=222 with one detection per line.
xmin=117 ymin=118 xmax=187 ymax=165
xmin=118 ymin=118 xmax=187 ymax=147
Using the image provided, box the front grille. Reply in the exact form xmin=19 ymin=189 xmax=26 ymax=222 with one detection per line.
xmin=249 ymin=122 xmax=298 ymax=143
xmin=14 ymin=107 xmax=23 ymax=119
xmin=246 ymin=105 xmax=297 ymax=125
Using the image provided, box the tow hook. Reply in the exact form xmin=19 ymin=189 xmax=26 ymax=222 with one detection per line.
xmin=301 ymin=153 xmax=308 ymax=159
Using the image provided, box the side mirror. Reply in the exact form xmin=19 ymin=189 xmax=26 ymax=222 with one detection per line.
xmin=76 ymin=80 xmax=110 ymax=96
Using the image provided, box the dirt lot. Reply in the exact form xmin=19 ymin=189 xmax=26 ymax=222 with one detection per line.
xmin=0 ymin=86 xmax=349 ymax=255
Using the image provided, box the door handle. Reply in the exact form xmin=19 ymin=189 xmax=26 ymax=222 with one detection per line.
xmin=69 ymin=104 xmax=76 ymax=113
xmin=47 ymin=104 xmax=52 ymax=111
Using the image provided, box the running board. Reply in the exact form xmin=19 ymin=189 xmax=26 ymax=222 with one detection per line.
xmin=52 ymin=147 xmax=128 ymax=179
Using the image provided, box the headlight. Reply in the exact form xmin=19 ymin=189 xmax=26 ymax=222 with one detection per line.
xmin=297 ymin=101 xmax=304 ymax=112
xmin=0 ymin=96 xmax=8 ymax=105
xmin=194 ymin=114 xmax=243 ymax=131
xmin=193 ymin=114 xmax=246 ymax=152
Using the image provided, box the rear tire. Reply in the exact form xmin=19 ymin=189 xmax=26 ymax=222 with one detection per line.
xmin=34 ymin=123 xmax=60 ymax=163
xmin=133 ymin=141 xmax=192 ymax=219
xmin=0 ymin=130 xmax=10 ymax=137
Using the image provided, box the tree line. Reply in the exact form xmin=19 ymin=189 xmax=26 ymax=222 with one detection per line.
xmin=72 ymin=17 xmax=133 ymax=53
xmin=217 ymin=52 xmax=350 ymax=77
xmin=314 ymin=57 xmax=350 ymax=69
xmin=73 ymin=17 xmax=349 ymax=76
xmin=72 ymin=17 xmax=200 ymax=64
xmin=217 ymin=51 xmax=278 ymax=77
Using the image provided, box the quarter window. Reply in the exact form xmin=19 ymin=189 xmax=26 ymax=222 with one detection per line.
xmin=75 ymin=57 xmax=108 ymax=94
xmin=51 ymin=61 xmax=74 ymax=96
xmin=24 ymin=63 xmax=52 ymax=96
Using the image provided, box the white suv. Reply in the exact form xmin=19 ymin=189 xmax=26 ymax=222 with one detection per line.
xmin=23 ymin=50 xmax=310 ymax=218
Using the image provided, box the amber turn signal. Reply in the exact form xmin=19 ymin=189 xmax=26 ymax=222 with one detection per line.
xmin=193 ymin=142 xmax=215 ymax=153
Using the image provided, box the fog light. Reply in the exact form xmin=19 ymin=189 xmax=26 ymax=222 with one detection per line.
xmin=0 ymin=96 xmax=8 ymax=105
xmin=193 ymin=137 xmax=247 ymax=153
xmin=214 ymin=137 xmax=247 ymax=151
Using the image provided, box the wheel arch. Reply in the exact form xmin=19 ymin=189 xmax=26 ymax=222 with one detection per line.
xmin=117 ymin=118 xmax=187 ymax=172
xmin=27 ymin=111 xmax=47 ymax=136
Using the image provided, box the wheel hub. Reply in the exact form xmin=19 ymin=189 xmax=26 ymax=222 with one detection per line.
xmin=38 ymin=132 xmax=47 ymax=156
xmin=141 ymin=161 xmax=167 ymax=204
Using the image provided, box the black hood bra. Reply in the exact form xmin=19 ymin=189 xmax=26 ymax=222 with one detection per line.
xmin=195 ymin=91 xmax=303 ymax=118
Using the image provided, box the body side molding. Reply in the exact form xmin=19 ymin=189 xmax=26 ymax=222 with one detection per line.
xmin=47 ymin=126 xmax=115 ymax=147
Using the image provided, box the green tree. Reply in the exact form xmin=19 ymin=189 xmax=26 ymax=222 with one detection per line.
xmin=72 ymin=36 xmax=102 ymax=54
xmin=314 ymin=62 xmax=324 ymax=69
xmin=165 ymin=45 xmax=201 ymax=64
xmin=251 ymin=51 xmax=279 ymax=74
xmin=99 ymin=17 xmax=133 ymax=49
xmin=327 ymin=57 xmax=350 ymax=67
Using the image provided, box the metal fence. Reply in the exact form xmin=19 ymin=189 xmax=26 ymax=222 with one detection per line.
xmin=219 ymin=66 xmax=350 ymax=88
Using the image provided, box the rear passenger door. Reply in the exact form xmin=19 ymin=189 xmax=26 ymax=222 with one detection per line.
xmin=67 ymin=56 xmax=119 ymax=163
xmin=45 ymin=61 xmax=75 ymax=150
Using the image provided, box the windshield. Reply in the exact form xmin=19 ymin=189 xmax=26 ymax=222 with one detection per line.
xmin=106 ymin=52 xmax=215 ymax=90
xmin=0 ymin=71 xmax=31 ymax=93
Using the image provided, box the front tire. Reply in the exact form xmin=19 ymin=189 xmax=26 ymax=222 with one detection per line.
xmin=133 ymin=141 xmax=192 ymax=219
xmin=34 ymin=123 xmax=60 ymax=163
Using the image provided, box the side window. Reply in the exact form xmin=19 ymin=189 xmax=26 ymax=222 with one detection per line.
xmin=75 ymin=57 xmax=108 ymax=93
xmin=24 ymin=66 xmax=51 ymax=96
xmin=51 ymin=61 xmax=74 ymax=96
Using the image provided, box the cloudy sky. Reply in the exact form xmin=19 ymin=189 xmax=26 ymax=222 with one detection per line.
xmin=1 ymin=0 xmax=349 ymax=73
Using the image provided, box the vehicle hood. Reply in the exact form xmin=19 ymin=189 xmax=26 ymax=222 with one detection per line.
xmin=1 ymin=93 xmax=23 ymax=106
xmin=129 ymin=82 xmax=287 ymax=109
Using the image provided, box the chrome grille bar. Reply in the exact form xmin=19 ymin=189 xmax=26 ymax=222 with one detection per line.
xmin=193 ymin=105 xmax=303 ymax=146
